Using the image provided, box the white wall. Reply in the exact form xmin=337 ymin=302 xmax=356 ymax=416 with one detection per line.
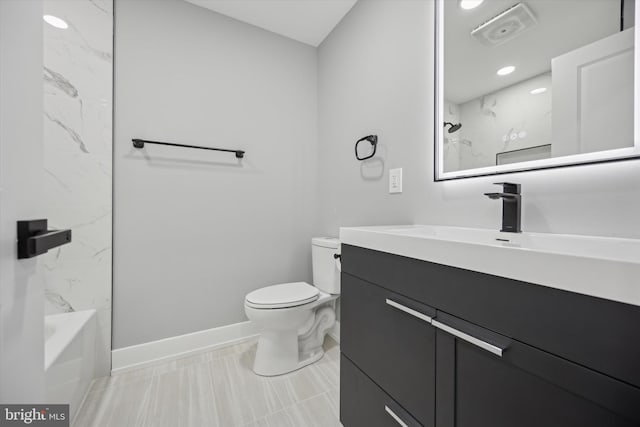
xmin=114 ymin=0 xmax=318 ymax=348
xmin=43 ymin=0 xmax=113 ymax=376
xmin=318 ymin=0 xmax=640 ymax=240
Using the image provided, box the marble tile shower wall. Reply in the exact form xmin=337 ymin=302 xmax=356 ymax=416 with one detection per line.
xmin=444 ymin=73 xmax=552 ymax=171
xmin=43 ymin=0 xmax=113 ymax=375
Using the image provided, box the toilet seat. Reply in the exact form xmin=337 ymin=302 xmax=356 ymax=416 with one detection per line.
xmin=245 ymin=282 xmax=319 ymax=309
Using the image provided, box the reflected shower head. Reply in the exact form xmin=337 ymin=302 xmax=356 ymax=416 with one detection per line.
xmin=444 ymin=122 xmax=462 ymax=133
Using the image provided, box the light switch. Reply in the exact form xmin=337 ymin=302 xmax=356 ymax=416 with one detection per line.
xmin=389 ymin=168 xmax=402 ymax=193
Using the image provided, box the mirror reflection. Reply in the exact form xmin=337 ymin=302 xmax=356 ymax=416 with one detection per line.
xmin=440 ymin=0 xmax=636 ymax=176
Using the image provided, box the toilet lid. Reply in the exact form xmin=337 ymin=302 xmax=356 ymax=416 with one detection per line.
xmin=245 ymin=282 xmax=319 ymax=309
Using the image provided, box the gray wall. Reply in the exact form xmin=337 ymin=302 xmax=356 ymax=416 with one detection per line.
xmin=115 ymin=0 xmax=640 ymax=349
xmin=318 ymin=0 xmax=433 ymax=232
xmin=318 ymin=0 xmax=640 ymax=240
xmin=114 ymin=0 xmax=318 ymax=348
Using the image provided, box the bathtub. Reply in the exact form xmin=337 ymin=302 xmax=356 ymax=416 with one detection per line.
xmin=45 ymin=309 xmax=97 ymax=423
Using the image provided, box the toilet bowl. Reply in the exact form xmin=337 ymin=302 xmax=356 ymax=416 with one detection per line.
xmin=244 ymin=238 xmax=340 ymax=376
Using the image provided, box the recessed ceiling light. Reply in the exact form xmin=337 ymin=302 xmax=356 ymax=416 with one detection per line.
xmin=530 ymin=87 xmax=547 ymax=95
xmin=460 ymin=0 xmax=484 ymax=10
xmin=43 ymin=15 xmax=68 ymax=29
xmin=497 ymin=66 xmax=516 ymax=76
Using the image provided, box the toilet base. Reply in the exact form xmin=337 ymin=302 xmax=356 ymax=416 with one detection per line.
xmin=252 ymin=331 xmax=325 ymax=377
xmin=251 ymin=302 xmax=336 ymax=377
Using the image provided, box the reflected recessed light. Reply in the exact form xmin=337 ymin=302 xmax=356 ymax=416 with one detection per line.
xmin=460 ymin=0 xmax=484 ymax=10
xmin=43 ymin=15 xmax=68 ymax=29
xmin=530 ymin=87 xmax=547 ymax=95
xmin=497 ymin=66 xmax=515 ymax=76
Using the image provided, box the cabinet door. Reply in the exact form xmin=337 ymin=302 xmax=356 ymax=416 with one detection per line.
xmin=341 ymin=354 xmax=421 ymax=427
xmin=435 ymin=312 xmax=640 ymax=427
xmin=341 ymin=273 xmax=436 ymax=427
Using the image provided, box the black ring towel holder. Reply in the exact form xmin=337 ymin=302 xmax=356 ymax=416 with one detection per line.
xmin=355 ymin=135 xmax=378 ymax=161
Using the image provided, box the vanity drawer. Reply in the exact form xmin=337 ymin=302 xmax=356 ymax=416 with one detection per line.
xmin=342 ymin=244 xmax=640 ymax=389
xmin=435 ymin=311 xmax=640 ymax=426
xmin=341 ymin=273 xmax=436 ymax=427
xmin=341 ymin=354 xmax=422 ymax=427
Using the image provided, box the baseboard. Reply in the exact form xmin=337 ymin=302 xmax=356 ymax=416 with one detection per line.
xmin=111 ymin=321 xmax=259 ymax=375
xmin=328 ymin=320 xmax=340 ymax=343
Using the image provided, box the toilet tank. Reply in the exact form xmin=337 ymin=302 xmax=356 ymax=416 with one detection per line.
xmin=312 ymin=237 xmax=341 ymax=295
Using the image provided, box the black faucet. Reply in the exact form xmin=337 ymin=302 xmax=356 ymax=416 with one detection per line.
xmin=484 ymin=182 xmax=521 ymax=233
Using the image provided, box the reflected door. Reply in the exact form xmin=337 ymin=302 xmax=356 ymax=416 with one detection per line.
xmin=552 ymin=29 xmax=635 ymax=157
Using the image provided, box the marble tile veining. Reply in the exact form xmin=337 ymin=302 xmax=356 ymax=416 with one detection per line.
xmin=43 ymin=0 xmax=113 ymax=376
xmin=74 ymin=338 xmax=342 ymax=427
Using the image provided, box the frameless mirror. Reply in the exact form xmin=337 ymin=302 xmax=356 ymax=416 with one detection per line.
xmin=435 ymin=0 xmax=640 ymax=180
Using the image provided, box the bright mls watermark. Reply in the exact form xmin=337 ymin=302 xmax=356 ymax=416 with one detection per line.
xmin=0 ymin=405 xmax=68 ymax=426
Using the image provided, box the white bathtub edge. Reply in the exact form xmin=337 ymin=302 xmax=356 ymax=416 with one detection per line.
xmin=111 ymin=320 xmax=259 ymax=375
xmin=45 ymin=309 xmax=96 ymax=371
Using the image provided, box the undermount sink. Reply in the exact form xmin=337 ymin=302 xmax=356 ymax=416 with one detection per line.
xmin=339 ymin=225 xmax=640 ymax=307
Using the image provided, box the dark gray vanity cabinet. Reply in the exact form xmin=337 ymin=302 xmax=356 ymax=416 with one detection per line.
xmin=340 ymin=244 xmax=640 ymax=427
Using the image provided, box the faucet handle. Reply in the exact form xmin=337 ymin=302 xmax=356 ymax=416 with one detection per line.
xmin=493 ymin=182 xmax=521 ymax=194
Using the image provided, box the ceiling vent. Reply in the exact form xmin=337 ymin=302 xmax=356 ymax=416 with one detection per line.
xmin=471 ymin=3 xmax=537 ymax=46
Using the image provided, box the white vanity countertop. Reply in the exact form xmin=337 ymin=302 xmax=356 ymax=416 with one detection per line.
xmin=339 ymin=225 xmax=640 ymax=308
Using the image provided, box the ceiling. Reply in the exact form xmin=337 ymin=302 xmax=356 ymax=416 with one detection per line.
xmin=444 ymin=0 xmax=621 ymax=104
xmin=183 ymin=0 xmax=358 ymax=46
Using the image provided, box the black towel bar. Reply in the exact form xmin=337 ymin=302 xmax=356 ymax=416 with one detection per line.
xmin=132 ymin=139 xmax=245 ymax=158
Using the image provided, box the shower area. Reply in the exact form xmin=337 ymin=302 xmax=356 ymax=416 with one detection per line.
xmin=42 ymin=0 xmax=113 ymax=420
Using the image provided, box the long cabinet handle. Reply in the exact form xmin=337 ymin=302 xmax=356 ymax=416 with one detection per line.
xmin=384 ymin=405 xmax=409 ymax=427
xmin=432 ymin=319 xmax=504 ymax=357
xmin=385 ymin=299 xmax=432 ymax=323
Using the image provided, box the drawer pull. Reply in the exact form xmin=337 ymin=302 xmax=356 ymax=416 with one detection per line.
xmin=384 ymin=405 xmax=409 ymax=427
xmin=432 ymin=319 xmax=504 ymax=357
xmin=386 ymin=299 xmax=433 ymax=323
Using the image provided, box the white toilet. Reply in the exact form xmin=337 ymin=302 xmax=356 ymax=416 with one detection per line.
xmin=244 ymin=237 xmax=341 ymax=376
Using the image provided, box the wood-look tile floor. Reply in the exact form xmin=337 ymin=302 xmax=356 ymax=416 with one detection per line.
xmin=74 ymin=338 xmax=341 ymax=427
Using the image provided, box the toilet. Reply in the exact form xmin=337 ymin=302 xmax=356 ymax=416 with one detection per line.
xmin=244 ymin=237 xmax=341 ymax=376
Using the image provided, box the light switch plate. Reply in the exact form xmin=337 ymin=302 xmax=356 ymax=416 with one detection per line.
xmin=389 ymin=168 xmax=402 ymax=193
